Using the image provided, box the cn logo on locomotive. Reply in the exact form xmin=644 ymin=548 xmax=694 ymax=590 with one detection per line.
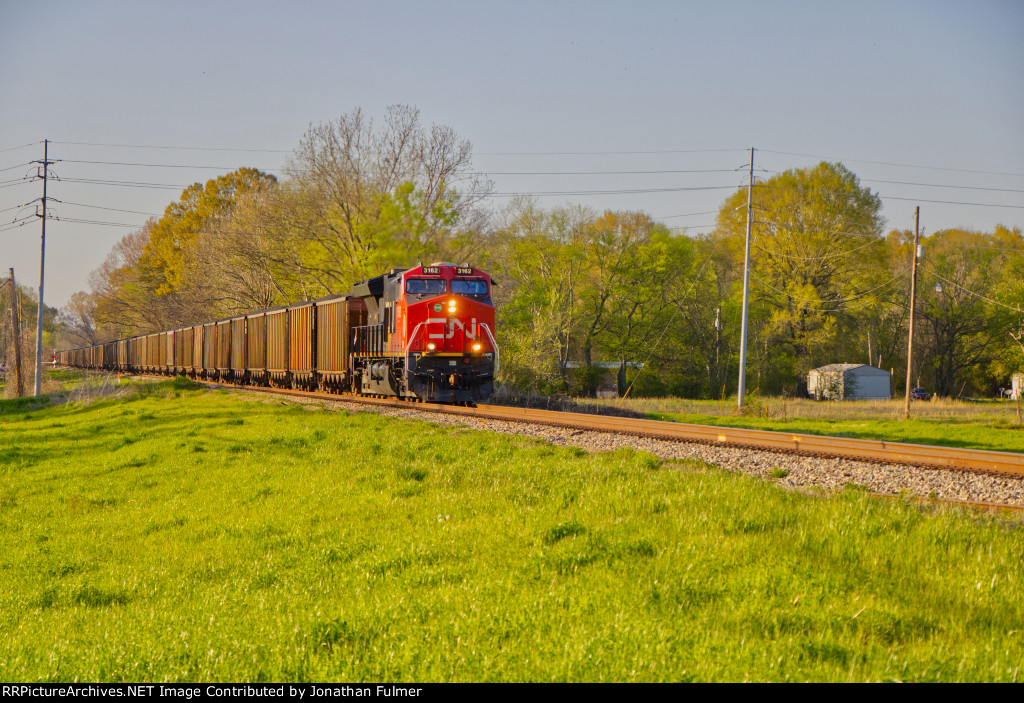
xmin=426 ymin=318 xmax=478 ymax=340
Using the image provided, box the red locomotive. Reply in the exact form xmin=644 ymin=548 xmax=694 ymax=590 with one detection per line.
xmin=57 ymin=262 xmax=498 ymax=404
xmin=349 ymin=262 xmax=498 ymax=402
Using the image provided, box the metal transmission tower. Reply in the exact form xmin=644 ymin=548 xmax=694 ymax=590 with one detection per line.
xmin=32 ymin=139 xmax=57 ymax=396
xmin=737 ymin=148 xmax=755 ymax=408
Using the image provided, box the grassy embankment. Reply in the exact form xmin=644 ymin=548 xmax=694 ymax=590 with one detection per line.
xmin=1 ymin=373 xmax=1023 ymax=682
xmin=576 ymin=396 xmax=1024 ymax=453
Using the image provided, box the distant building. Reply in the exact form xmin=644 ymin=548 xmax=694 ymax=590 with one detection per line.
xmin=808 ymin=363 xmax=892 ymax=401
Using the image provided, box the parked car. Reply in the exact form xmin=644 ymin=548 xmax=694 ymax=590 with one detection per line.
xmin=911 ymin=387 xmax=930 ymax=400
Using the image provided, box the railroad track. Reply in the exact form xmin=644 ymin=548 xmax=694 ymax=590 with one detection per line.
xmin=85 ymin=371 xmax=1024 ymax=512
xmin=167 ymin=377 xmax=1024 ymax=480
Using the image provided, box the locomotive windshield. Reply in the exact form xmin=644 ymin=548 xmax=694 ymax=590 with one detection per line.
xmin=406 ymin=278 xmax=446 ymax=295
xmin=451 ymin=279 xmax=488 ymax=295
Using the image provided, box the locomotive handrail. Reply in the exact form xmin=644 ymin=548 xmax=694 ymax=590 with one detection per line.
xmin=404 ymin=322 xmax=426 ymax=375
xmin=480 ymin=323 xmax=499 ymax=378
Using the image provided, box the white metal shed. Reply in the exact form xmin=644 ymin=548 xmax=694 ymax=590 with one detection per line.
xmin=808 ymin=363 xmax=892 ymax=400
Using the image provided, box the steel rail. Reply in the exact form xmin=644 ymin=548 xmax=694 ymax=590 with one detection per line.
xmin=459 ymin=405 xmax=1024 ymax=478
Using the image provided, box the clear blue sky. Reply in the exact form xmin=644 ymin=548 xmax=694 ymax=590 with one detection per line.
xmin=2 ymin=0 xmax=1022 ymax=306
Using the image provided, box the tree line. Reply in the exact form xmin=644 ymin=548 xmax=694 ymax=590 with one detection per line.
xmin=53 ymin=106 xmax=1024 ymax=399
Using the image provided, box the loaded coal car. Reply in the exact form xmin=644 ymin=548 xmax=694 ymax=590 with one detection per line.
xmin=348 ymin=262 xmax=497 ymax=403
xmin=266 ymin=306 xmax=289 ymax=388
xmin=56 ymin=262 xmax=499 ymax=404
xmin=315 ymin=294 xmax=365 ymax=394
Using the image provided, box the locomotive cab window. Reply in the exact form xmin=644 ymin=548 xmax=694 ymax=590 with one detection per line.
xmin=451 ymin=278 xmax=489 ymax=296
xmin=405 ymin=278 xmax=446 ymax=296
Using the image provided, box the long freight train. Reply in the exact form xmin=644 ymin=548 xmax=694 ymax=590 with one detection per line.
xmin=58 ymin=263 xmax=499 ymax=403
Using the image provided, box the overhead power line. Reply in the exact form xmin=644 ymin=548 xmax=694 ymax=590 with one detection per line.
xmin=2 ymin=213 xmax=37 ymax=225
xmin=0 ymin=201 xmax=34 ymax=214
xmin=921 ymin=264 xmax=1024 ymax=313
xmin=666 ymin=223 xmax=717 ymax=232
xmin=39 ymin=140 xmax=1024 ymax=180
xmin=54 ymin=141 xmax=290 ymax=153
xmin=758 ymin=184 xmax=1024 ymax=210
xmin=0 ymin=215 xmax=37 ymax=232
xmin=59 ymin=177 xmax=189 ymax=190
xmin=473 ymin=168 xmax=739 ymax=176
xmin=753 ymin=218 xmax=1024 ymax=252
xmin=54 ymin=216 xmax=141 ymax=228
xmin=861 ymin=179 xmax=1024 ymax=195
xmin=485 ymin=185 xmax=739 ymax=198
xmin=477 ymin=147 xmax=745 ymax=156
xmin=53 ymin=200 xmax=161 ymax=217
xmin=60 ymin=160 xmax=739 ymax=177
xmin=878 ymin=194 xmax=1024 ymax=209
xmin=0 ymin=141 xmax=42 ymax=154
xmin=658 ymin=210 xmax=720 ymax=220
xmin=0 ymin=162 xmax=34 ymax=174
xmin=759 ymin=149 xmax=1024 ymax=179
xmin=762 ymin=168 xmax=1024 ymax=193
xmin=0 ymin=176 xmax=34 ymax=187
xmin=59 ymin=159 xmax=286 ymax=171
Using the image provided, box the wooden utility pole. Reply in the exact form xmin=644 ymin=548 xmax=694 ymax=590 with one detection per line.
xmin=903 ymin=207 xmax=920 ymax=420
xmin=7 ymin=269 xmax=25 ymax=398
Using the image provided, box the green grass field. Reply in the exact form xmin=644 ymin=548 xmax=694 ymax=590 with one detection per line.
xmin=1 ymin=376 xmax=1023 ymax=682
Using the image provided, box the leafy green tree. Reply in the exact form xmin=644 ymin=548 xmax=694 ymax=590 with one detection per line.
xmin=491 ymin=203 xmax=705 ymax=397
xmin=917 ymin=227 xmax=1024 ymax=396
xmin=582 ymin=211 xmax=696 ymax=396
xmin=490 ymin=199 xmax=589 ymax=392
xmin=713 ymin=162 xmax=885 ymax=392
xmin=987 ymin=226 xmax=1024 ymax=388
xmin=140 ymin=167 xmax=277 ymax=295
xmin=84 ymin=168 xmax=279 ymax=337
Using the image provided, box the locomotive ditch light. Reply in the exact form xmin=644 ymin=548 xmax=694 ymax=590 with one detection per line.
xmin=472 ymin=343 xmax=482 ymax=351
xmin=427 ymin=342 xmax=436 ymax=351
